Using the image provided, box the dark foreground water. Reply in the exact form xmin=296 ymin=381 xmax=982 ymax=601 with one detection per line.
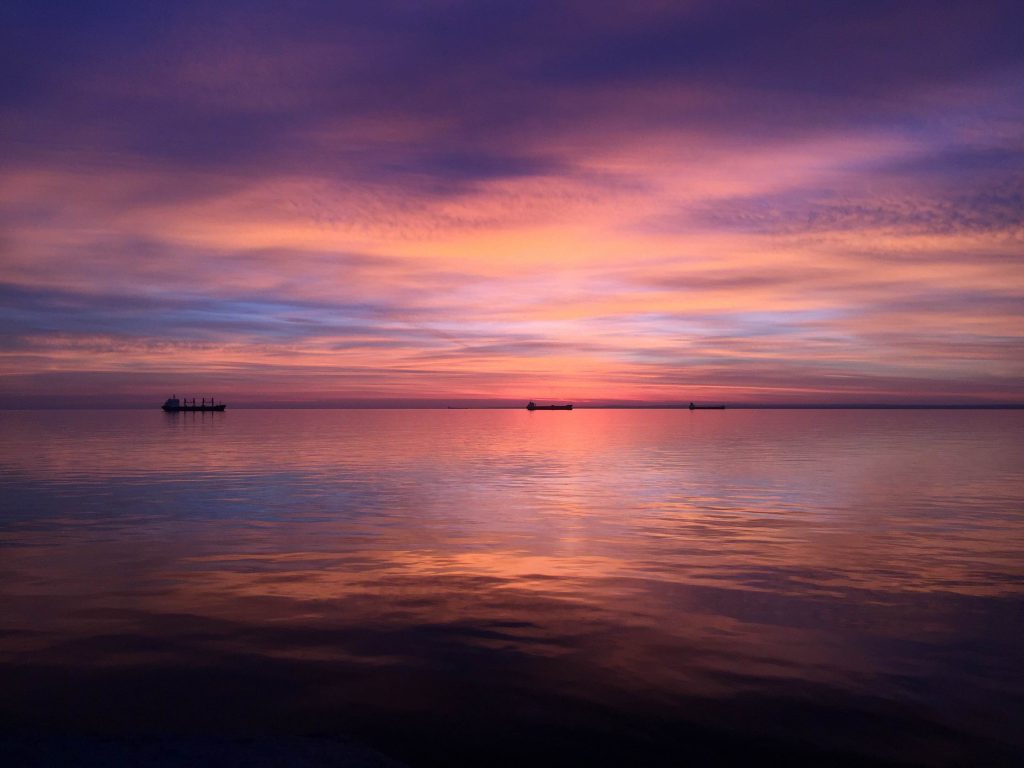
xmin=1 ymin=409 xmax=1022 ymax=766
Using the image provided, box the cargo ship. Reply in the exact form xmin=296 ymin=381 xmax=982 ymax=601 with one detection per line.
xmin=526 ymin=401 xmax=573 ymax=411
xmin=161 ymin=396 xmax=226 ymax=412
xmin=689 ymin=402 xmax=725 ymax=410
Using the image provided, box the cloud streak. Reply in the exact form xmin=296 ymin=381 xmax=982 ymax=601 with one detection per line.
xmin=1 ymin=0 xmax=1022 ymax=405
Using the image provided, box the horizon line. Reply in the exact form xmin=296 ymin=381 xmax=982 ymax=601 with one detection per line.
xmin=3 ymin=403 xmax=1024 ymax=411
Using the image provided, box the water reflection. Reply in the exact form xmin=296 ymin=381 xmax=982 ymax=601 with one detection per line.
xmin=1 ymin=410 xmax=1022 ymax=765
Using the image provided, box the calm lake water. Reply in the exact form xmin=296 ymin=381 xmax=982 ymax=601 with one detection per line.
xmin=1 ymin=409 xmax=1023 ymax=766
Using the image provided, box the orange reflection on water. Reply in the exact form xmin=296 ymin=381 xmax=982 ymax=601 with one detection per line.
xmin=2 ymin=409 xmax=1023 ymax=760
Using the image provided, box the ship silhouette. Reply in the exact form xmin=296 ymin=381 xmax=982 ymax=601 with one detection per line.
xmin=161 ymin=396 xmax=226 ymax=412
xmin=526 ymin=401 xmax=573 ymax=411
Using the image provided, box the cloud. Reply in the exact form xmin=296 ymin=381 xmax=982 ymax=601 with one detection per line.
xmin=1 ymin=1 xmax=1022 ymax=403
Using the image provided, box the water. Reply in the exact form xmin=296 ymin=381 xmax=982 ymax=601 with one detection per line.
xmin=1 ymin=409 xmax=1022 ymax=765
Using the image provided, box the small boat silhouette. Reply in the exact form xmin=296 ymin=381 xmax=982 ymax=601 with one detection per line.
xmin=161 ymin=396 xmax=226 ymax=412
xmin=526 ymin=401 xmax=573 ymax=411
xmin=689 ymin=402 xmax=725 ymax=410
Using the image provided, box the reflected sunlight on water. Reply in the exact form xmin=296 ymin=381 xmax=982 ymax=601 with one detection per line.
xmin=1 ymin=409 xmax=1022 ymax=765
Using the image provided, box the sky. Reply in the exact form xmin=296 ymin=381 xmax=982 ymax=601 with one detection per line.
xmin=1 ymin=0 xmax=1022 ymax=407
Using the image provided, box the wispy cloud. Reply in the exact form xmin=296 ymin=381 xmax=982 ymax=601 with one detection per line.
xmin=1 ymin=0 xmax=1022 ymax=404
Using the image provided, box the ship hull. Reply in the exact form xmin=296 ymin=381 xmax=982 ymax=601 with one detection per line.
xmin=526 ymin=405 xmax=573 ymax=410
xmin=162 ymin=405 xmax=226 ymax=412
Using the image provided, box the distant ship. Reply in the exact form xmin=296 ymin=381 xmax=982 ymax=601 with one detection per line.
xmin=526 ymin=401 xmax=573 ymax=411
xmin=689 ymin=402 xmax=725 ymax=410
xmin=162 ymin=396 xmax=226 ymax=412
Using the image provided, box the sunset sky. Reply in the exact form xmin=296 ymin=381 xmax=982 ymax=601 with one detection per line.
xmin=2 ymin=0 xmax=1022 ymax=406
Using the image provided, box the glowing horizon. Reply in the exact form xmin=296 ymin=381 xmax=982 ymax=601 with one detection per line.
xmin=2 ymin=1 xmax=1022 ymax=406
